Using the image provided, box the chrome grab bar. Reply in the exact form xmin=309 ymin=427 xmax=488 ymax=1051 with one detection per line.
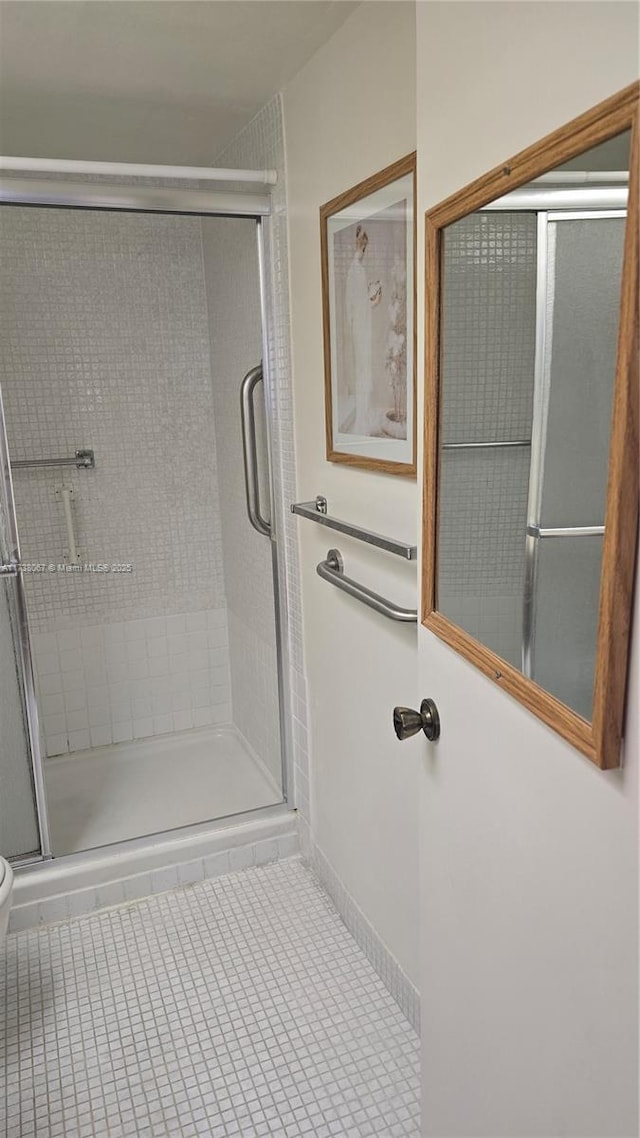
xmin=317 ymin=549 xmax=417 ymax=623
xmin=292 ymin=496 xmax=416 ymax=560
xmin=11 ymin=449 xmax=95 ymax=470
xmin=240 ymin=365 xmax=271 ymax=539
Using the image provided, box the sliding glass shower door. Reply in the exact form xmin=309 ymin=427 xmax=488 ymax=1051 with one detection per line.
xmin=0 ymin=394 xmax=48 ymax=861
xmin=525 ymin=212 xmax=626 ymax=719
xmin=438 ymin=178 xmax=627 ymax=722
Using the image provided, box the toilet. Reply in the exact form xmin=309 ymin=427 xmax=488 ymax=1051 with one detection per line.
xmin=0 ymin=857 xmax=14 ymax=944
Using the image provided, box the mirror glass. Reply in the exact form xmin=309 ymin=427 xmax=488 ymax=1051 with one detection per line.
xmin=437 ymin=130 xmax=630 ymax=721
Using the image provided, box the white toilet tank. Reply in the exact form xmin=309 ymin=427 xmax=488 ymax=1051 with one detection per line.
xmin=0 ymin=857 xmax=14 ymax=944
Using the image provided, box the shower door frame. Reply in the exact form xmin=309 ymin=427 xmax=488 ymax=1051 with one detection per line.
xmin=480 ymin=184 xmax=628 ymax=687
xmin=522 ymin=204 xmax=626 ymax=685
xmin=0 ymin=178 xmax=293 ymax=863
xmin=0 ymin=385 xmax=52 ymax=861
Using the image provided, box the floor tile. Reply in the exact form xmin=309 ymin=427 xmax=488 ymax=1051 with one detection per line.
xmin=2 ymin=859 xmax=420 ymax=1136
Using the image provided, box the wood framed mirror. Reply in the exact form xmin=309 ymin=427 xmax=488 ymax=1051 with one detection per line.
xmin=423 ymin=83 xmax=639 ymax=770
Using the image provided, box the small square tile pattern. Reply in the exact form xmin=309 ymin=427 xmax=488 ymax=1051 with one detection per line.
xmin=2 ymin=860 xmax=420 ymax=1137
xmin=32 ymin=609 xmax=232 ymax=756
xmin=215 ymin=98 xmax=312 ymax=828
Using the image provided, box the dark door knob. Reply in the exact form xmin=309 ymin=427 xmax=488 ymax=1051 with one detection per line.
xmin=393 ymin=698 xmax=440 ymax=742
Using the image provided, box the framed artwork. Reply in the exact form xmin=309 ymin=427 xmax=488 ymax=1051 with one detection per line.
xmin=320 ymin=152 xmax=416 ymax=476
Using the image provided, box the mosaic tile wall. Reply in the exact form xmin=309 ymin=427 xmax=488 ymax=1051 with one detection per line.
xmin=201 ymin=215 xmax=281 ymax=788
xmin=0 ymin=206 xmax=225 ymax=631
xmin=0 ymin=207 xmax=233 ymax=755
xmin=227 ymin=610 xmax=280 ymax=788
xmin=215 ymin=96 xmax=312 ymax=837
xmin=31 ymin=608 xmax=231 ymax=757
xmin=439 ymin=211 xmax=537 ymax=669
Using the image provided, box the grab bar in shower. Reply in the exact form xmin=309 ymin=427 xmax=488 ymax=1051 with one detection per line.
xmin=240 ymin=365 xmax=271 ymax=539
xmin=11 ymin=449 xmax=95 ymax=471
xmin=292 ymin=496 xmax=417 ymax=561
xmin=55 ymin=486 xmax=81 ymax=564
xmin=317 ymin=549 xmax=418 ymax=623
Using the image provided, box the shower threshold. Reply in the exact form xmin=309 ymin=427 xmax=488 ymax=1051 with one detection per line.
xmin=44 ymin=722 xmax=283 ymax=855
xmin=10 ymin=802 xmax=297 ymax=934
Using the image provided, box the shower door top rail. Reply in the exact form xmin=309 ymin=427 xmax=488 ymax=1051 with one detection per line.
xmin=0 ymin=178 xmax=271 ymax=218
xmin=0 ymin=156 xmax=277 ymax=184
xmin=11 ymin=449 xmax=95 ymax=471
xmin=292 ymin=496 xmax=417 ymax=561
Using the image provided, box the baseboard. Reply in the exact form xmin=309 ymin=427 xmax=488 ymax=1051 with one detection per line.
xmin=305 ymin=841 xmax=420 ymax=1035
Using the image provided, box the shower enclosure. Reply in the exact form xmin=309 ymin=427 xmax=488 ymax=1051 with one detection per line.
xmin=0 ymin=171 xmax=290 ymax=864
xmin=438 ymin=169 xmax=627 ymax=722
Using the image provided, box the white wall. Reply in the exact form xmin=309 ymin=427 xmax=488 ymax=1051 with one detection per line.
xmin=416 ymin=3 xmax=639 ymax=1135
xmin=284 ymin=2 xmax=420 ymax=988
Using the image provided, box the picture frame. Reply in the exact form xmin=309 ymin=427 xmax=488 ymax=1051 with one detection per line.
xmin=320 ymin=152 xmax=416 ymax=476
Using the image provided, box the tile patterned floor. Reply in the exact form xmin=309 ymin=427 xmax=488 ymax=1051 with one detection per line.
xmin=2 ymin=859 xmax=420 ymax=1137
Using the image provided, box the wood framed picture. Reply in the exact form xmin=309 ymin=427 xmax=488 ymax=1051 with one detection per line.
xmin=320 ymin=153 xmax=416 ymax=476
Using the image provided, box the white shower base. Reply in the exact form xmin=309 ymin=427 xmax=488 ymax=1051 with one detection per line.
xmin=44 ymin=724 xmax=282 ymax=856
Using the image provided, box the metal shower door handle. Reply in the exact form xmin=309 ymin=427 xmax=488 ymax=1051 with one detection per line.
xmin=240 ymin=364 xmax=271 ymax=538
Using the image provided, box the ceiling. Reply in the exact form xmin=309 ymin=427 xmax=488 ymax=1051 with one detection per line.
xmin=0 ymin=1 xmax=358 ymax=165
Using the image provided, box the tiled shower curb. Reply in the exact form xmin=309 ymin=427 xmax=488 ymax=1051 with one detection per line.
xmin=9 ymin=811 xmax=298 ymax=933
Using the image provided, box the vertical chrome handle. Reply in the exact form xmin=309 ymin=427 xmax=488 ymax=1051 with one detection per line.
xmin=240 ymin=364 xmax=271 ymax=539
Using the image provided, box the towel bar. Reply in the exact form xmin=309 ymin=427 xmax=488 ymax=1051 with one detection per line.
xmin=317 ymin=549 xmax=417 ymax=623
xmin=292 ymin=496 xmax=416 ymax=560
xmin=11 ymin=449 xmax=95 ymax=470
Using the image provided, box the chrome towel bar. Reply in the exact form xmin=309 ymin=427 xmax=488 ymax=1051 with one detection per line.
xmin=292 ymin=496 xmax=416 ymax=561
xmin=11 ymin=449 xmax=95 ymax=470
xmin=317 ymin=549 xmax=417 ymax=623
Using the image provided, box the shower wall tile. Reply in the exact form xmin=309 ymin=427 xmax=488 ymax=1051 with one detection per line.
xmin=32 ymin=608 xmax=232 ymax=756
xmin=201 ymin=211 xmax=283 ymax=793
xmin=215 ymin=96 xmax=310 ymax=824
xmin=227 ymin=610 xmax=280 ymax=787
xmin=0 ymin=206 xmax=225 ymax=633
xmin=201 ymin=217 xmax=272 ymax=645
xmin=439 ymin=212 xmax=537 ymax=667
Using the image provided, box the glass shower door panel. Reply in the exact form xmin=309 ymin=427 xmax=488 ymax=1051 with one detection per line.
xmin=539 ymin=216 xmax=625 ymax=528
xmin=533 ymin=215 xmax=626 ymax=717
xmin=0 ymin=475 xmax=41 ymax=859
xmin=532 ymin=535 xmax=603 ymax=721
xmin=201 ymin=216 xmax=284 ymax=811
